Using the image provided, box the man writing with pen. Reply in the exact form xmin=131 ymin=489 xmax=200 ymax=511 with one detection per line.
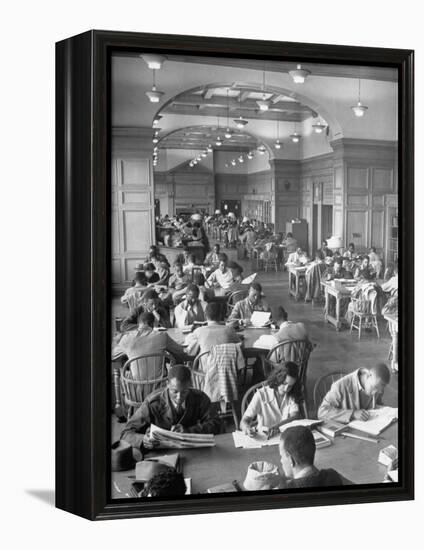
xmin=240 ymin=363 xmax=303 ymax=439
xmin=121 ymin=365 xmax=220 ymax=455
xmin=317 ymin=363 xmax=391 ymax=421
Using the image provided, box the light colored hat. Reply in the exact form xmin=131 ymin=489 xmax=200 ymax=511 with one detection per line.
xmin=191 ymin=213 xmax=202 ymax=221
xmin=242 ymin=216 xmax=249 ymax=223
xmin=243 ymin=461 xmax=280 ymax=491
xmin=215 ymin=209 xmax=221 ymax=215
xmin=228 ymin=212 xmax=236 ymax=219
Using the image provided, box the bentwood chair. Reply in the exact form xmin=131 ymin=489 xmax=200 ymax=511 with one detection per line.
xmin=240 ymin=381 xmax=308 ymax=421
xmin=121 ymin=352 xmax=175 ymax=419
xmin=349 ymin=290 xmax=380 ymax=340
xmin=265 ymin=338 xmax=314 ymax=416
xmin=226 ymin=289 xmax=248 ymax=317
xmin=313 ymin=371 xmax=345 ymax=416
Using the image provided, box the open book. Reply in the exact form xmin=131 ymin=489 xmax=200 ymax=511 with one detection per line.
xmin=348 ymin=407 xmax=398 ymax=436
xmin=250 ymin=311 xmax=271 ymax=328
xmin=149 ymin=424 xmax=216 ymax=449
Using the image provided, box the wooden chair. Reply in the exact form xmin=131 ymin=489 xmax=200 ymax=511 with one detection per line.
xmin=192 ymin=350 xmax=211 ymax=374
xmin=265 ymin=339 xmax=314 ymax=416
xmin=120 ymin=352 xmax=174 ymax=419
xmin=313 ymin=371 xmax=345 ymax=415
xmin=349 ymin=290 xmax=380 ymax=340
xmin=226 ymin=289 xmax=248 ymax=317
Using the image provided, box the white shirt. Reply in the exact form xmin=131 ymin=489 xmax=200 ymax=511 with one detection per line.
xmin=243 ymin=385 xmax=299 ymax=432
xmin=207 ymin=268 xmax=234 ymax=290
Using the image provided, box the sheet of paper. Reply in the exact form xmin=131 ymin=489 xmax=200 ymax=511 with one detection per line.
xmin=250 ymin=311 xmax=271 ymax=327
xmin=348 ymin=407 xmax=398 ymax=436
xmin=232 ymin=430 xmax=265 ymax=449
xmin=184 ymin=478 xmax=192 ymax=495
xmin=242 ymin=273 xmax=257 ymax=284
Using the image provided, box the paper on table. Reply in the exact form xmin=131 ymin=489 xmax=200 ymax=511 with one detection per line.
xmin=250 ymin=311 xmax=271 ymax=328
xmin=348 ymin=406 xmax=398 ymax=436
xmin=232 ymin=430 xmax=265 ymax=449
xmin=242 ymin=273 xmax=257 ymax=285
xmin=184 ymin=478 xmax=192 ymax=495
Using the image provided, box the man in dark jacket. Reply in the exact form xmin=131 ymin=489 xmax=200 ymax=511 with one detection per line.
xmin=120 ymin=289 xmax=171 ymax=331
xmin=121 ymin=365 xmax=220 ymax=453
xmin=278 ymin=426 xmax=348 ymax=488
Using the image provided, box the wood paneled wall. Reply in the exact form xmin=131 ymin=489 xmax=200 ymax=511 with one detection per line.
xmin=112 ymin=128 xmax=155 ymax=290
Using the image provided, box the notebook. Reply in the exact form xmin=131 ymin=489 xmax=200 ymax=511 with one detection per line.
xmin=312 ymin=430 xmax=332 ymax=449
xmin=348 ymin=407 xmax=398 ymax=436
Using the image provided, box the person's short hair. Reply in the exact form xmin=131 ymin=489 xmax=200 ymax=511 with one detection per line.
xmin=277 ymin=306 xmax=288 ymax=321
xmin=334 ymin=257 xmax=343 ymax=266
xmin=228 ymin=261 xmax=243 ymax=274
xmin=286 ymin=232 xmax=293 ymax=238
xmin=348 ymin=242 xmax=355 ymax=248
xmin=141 ymin=468 xmax=187 ymax=497
xmin=168 ymin=364 xmax=192 ymax=384
xmin=213 ymin=243 xmax=220 ymax=250
xmin=280 ymin=426 xmax=316 ymax=467
xmin=322 ymin=240 xmax=328 ymax=246
xmin=205 ymin=301 xmax=221 ymax=322
xmin=370 ymin=363 xmax=391 ymax=385
xmin=139 ymin=311 xmax=155 ymax=327
xmin=149 ymin=245 xmax=158 ymax=253
xmin=134 ymin=272 xmax=145 ymax=284
xmin=362 ymin=255 xmax=370 ymax=263
xmin=193 ymin=272 xmax=205 ymax=286
xmin=249 ymin=282 xmax=262 ymax=293
xmin=218 ymin=253 xmax=228 ymax=263
xmin=143 ymin=289 xmax=158 ymax=301
xmin=183 ymin=246 xmax=190 ymax=253
xmin=185 ymin=283 xmax=199 ymax=296
xmin=144 ymin=262 xmax=156 ymax=272
xmin=370 ymin=246 xmax=376 ymax=253
xmin=174 ymin=262 xmax=183 ymax=270
xmin=187 ymin=253 xmax=196 ymax=263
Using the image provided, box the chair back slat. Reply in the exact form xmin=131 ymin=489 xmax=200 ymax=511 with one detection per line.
xmin=121 ymin=353 xmax=169 ymax=407
xmin=313 ymin=371 xmax=345 ymax=413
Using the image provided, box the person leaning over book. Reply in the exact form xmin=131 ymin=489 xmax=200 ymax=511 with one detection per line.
xmin=121 ymin=365 xmax=220 ymax=452
xmin=278 ymin=426 xmax=348 ymax=488
xmin=317 ymin=363 xmax=391 ymax=421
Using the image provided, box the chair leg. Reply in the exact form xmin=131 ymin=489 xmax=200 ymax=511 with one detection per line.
xmin=231 ymin=402 xmax=239 ymax=429
xmin=358 ymin=317 xmax=362 ymax=340
xmin=350 ymin=315 xmax=354 ymax=334
xmin=374 ymin=316 xmax=380 ymax=339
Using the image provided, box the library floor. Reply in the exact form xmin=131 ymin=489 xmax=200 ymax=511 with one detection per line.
xmin=111 ymin=251 xmax=397 ymax=439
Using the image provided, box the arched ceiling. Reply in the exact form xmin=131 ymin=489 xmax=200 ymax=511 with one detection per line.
xmin=111 ymin=53 xmax=398 ymax=166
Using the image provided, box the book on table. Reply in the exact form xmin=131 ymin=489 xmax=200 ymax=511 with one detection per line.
xmin=317 ymin=420 xmax=346 ymax=438
xmin=250 ymin=311 xmax=272 ymax=328
xmin=348 ymin=407 xmax=398 ymax=436
xmin=312 ymin=430 xmax=332 ymax=449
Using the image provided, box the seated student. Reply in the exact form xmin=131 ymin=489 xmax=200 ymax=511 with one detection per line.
xmin=240 ymin=362 xmax=302 ymax=438
xmin=185 ymin=302 xmax=240 ymax=358
xmin=156 ymin=258 xmax=171 ymax=287
xmin=113 ymin=312 xmax=189 ymax=366
xmin=140 ymin=468 xmax=187 ymax=498
xmin=121 ymin=289 xmax=171 ymax=331
xmin=120 ymin=365 xmax=220 ymax=451
xmin=227 ymin=261 xmax=245 ymax=292
xmin=282 ymin=232 xmax=298 ymax=254
xmin=182 ymin=253 xmax=197 ymax=274
xmin=204 ymin=243 xmax=221 ymax=267
xmin=174 ymin=284 xmax=206 ymax=328
xmin=206 ymin=254 xmax=234 ymax=292
xmin=279 ymin=426 xmax=347 ymax=488
xmin=192 ymin=272 xmax=213 ymax=305
xmin=343 ymin=242 xmax=357 ymax=261
xmin=142 ymin=262 xmax=161 ymax=286
xmin=323 ymin=257 xmax=349 ymax=281
xmin=382 ymin=262 xmax=398 ymax=294
xmin=368 ymin=247 xmax=383 ymax=278
xmin=146 ymin=244 xmax=168 ymax=269
xmin=317 ymin=363 xmax=391 ymax=420
xmin=317 ymin=239 xmax=333 ymax=260
xmin=285 ymin=247 xmax=310 ymax=267
xmin=167 ymin=262 xmax=191 ymax=305
xmin=342 ymin=242 xmax=358 ymax=273
xmin=227 ymin=282 xmax=271 ymax=326
xmin=121 ymin=271 xmax=147 ymax=307
xmin=173 ymin=246 xmax=191 ymax=267
xmin=274 ymin=307 xmax=309 ymax=342
xmin=383 ymin=260 xmax=397 ymax=282
xmin=354 ymin=255 xmax=376 ymax=281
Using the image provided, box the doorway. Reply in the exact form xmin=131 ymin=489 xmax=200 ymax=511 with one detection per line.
xmin=221 ymin=200 xmax=241 ymax=217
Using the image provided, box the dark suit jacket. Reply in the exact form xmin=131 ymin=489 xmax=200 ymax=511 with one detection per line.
xmin=120 ymin=387 xmax=220 ymax=449
xmin=121 ymin=304 xmax=171 ymax=331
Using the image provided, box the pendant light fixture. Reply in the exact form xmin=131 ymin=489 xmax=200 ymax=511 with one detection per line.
xmin=152 ymin=115 xmax=162 ymax=127
xmin=351 ymin=79 xmax=368 ymax=117
xmin=289 ymin=64 xmax=311 ymax=84
xmin=257 ymin=71 xmax=270 ymax=111
xmin=274 ymin=120 xmax=282 ymax=149
xmin=290 ymin=122 xmax=301 ymax=143
xmin=215 ymin=117 xmax=223 ymax=146
xmin=224 ymin=89 xmax=232 ymax=139
xmin=247 ymin=151 xmax=254 ymax=160
xmin=207 ymin=144 xmax=213 ymax=153
xmin=141 ymin=54 xmax=166 ymax=70
xmin=312 ymin=118 xmax=327 ymax=133
xmin=234 ymin=91 xmax=248 ymax=128
xmin=145 ymin=69 xmax=164 ymax=103
xmin=257 ymin=145 xmax=266 ymax=155
xmin=238 ymin=154 xmax=244 ymax=163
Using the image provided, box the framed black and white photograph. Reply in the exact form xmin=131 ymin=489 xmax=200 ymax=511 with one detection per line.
xmin=56 ymin=30 xmax=414 ymax=520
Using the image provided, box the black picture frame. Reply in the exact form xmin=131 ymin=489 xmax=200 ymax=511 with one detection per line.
xmin=56 ymin=30 xmax=414 ymax=521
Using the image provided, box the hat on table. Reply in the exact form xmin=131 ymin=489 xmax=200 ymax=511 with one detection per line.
xmin=111 ymin=440 xmax=136 ymax=472
xmin=243 ymin=461 xmax=281 ymax=491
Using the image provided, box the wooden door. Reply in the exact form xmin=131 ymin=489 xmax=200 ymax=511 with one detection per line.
xmin=112 ymin=158 xmax=155 ymax=288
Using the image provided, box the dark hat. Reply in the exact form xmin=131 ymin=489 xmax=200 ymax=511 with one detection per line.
xmin=111 ymin=440 xmax=136 ymax=472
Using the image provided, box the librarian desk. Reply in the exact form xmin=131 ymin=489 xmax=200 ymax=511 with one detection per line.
xmin=112 ymin=423 xmax=398 ymax=498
